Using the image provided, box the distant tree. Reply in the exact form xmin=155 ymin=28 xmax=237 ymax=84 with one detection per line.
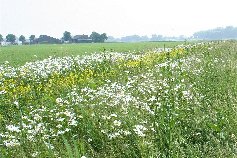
xmin=193 ymin=26 xmax=237 ymax=40
xmin=6 ymin=34 xmax=16 ymax=43
xmin=151 ymin=34 xmax=158 ymax=41
xmin=90 ymin=31 xmax=101 ymax=43
xmin=29 ymin=35 xmax=35 ymax=44
xmin=100 ymin=33 xmax=108 ymax=43
xmin=19 ymin=35 xmax=26 ymax=42
xmin=121 ymin=35 xmax=142 ymax=42
xmin=141 ymin=35 xmax=149 ymax=41
xmin=90 ymin=32 xmax=108 ymax=43
xmin=63 ymin=31 xmax=71 ymax=41
xmin=151 ymin=34 xmax=163 ymax=41
xmin=107 ymin=36 xmax=115 ymax=42
xmin=29 ymin=35 xmax=35 ymax=41
xmin=225 ymin=26 xmax=237 ymax=38
xmin=107 ymin=36 xmax=120 ymax=42
xmin=0 ymin=34 xmax=3 ymax=42
xmin=157 ymin=35 xmax=163 ymax=41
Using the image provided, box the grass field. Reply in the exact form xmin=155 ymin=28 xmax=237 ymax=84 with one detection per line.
xmin=1 ymin=40 xmax=237 ymax=157
xmin=0 ymin=42 xmax=185 ymax=66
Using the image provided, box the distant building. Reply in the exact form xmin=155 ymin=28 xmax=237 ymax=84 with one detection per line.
xmin=1 ymin=42 xmax=11 ymax=46
xmin=71 ymin=34 xmax=92 ymax=43
xmin=35 ymin=35 xmax=61 ymax=44
xmin=17 ymin=41 xmax=22 ymax=45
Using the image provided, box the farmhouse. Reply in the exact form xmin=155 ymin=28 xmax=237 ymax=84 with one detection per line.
xmin=34 ymin=35 xmax=61 ymax=44
xmin=71 ymin=34 xmax=92 ymax=43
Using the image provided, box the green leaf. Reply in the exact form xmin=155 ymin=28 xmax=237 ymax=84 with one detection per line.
xmin=44 ymin=140 xmax=54 ymax=158
xmin=72 ymin=136 xmax=80 ymax=158
xmin=207 ymin=123 xmax=220 ymax=132
xmin=62 ymin=136 xmax=74 ymax=158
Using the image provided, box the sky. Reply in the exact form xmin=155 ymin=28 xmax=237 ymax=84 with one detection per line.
xmin=1 ymin=0 xmax=237 ymax=39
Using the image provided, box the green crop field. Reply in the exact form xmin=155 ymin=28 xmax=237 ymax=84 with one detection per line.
xmin=1 ymin=40 xmax=237 ymax=157
xmin=0 ymin=42 xmax=185 ymax=66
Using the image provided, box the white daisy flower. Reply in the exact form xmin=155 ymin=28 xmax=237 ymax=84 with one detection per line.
xmin=113 ymin=120 xmax=121 ymax=126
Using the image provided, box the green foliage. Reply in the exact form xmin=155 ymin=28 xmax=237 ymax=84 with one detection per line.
xmin=0 ymin=34 xmax=3 ymax=41
xmin=90 ymin=31 xmax=108 ymax=43
xmin=29 ymin=35 xmax=35 ymax=44
xmin=100 ymin=33 xmax=108 ymax=42
xmin=63 ymin=31 xmax=71 ymax=41
xmin=19 ymin=35 xmax=26 ymax=42
xmin=2 ymin=41 xmax=237 ymax=157
xmin=29 ymin=35 xmax=35 ymax=41
xmin=62 ymin=136 xmax=74 ymax=158
xmin=6 ymin=34 xmax=16 ymax=43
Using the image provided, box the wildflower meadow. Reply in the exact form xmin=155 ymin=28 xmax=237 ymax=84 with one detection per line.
xmin=1 ymin=41 xmax=237 ymax=157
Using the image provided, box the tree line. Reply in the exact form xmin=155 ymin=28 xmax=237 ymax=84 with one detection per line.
xmin=0 ymin=34 xmax=31 ymax=43
xmin=108 ymin=26 xmax=237 ymax=42
xmin=1 ymin=26 xmax=237 ymax=44
xmin=109 ymin=26 xmax=237 ymax=42
xmin=193 ymin=26 xmax=237 ymax=40
xmin=63 ymin=31 xmax=108 ymax=43
xmin=0 ymin=31 xmax=108 ymax=44
xmin=107 ymin=34 xmax=187 ymax=42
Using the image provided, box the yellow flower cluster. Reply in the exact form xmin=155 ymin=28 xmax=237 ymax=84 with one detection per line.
xmin=0 ymin=47 xmax=187 ymax=103
xmin=123 ymin=48 xmax=185 ymax=68
xmin=1 ymin=78 xmax=32 ymax=100
xmin=170 ymin=47 xmax=185 ymax=57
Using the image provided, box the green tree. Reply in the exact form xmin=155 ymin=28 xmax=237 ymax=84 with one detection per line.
xmin=29 ymin=35 xmax=35 ymax=44
xmin=29 ymin=35 xmax=35 ymax=40
xmin=0 ymin=34 xmax=3 ymax=42
xmin=90 ymin=32 xmax=108 ymax=43
xmin=90 ymin=31 xmax=100 ymax=43
xmin=19 ymin=35 xmax=26 ymax=42
xmin=63 ymin=31 xmax=71 ymax=41
xmin=100 ymin=33 xmax=108 ymax=43
xmin=6 ymin=34 xmax=16 ymax=43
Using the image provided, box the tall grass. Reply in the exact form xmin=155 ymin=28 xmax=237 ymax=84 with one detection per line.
xmin=0 ymin=41 xmax=237 ymax=157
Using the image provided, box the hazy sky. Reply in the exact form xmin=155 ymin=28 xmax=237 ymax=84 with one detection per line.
xmin=1 ymin=0 xmax=237 ymax=39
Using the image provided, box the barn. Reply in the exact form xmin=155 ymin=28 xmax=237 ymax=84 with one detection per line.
xmin=71 ymin=35 xmax=92 ymax=43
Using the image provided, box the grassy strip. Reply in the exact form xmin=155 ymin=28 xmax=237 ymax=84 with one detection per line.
xmin=1 ymin=41 xmax=237 ymax=157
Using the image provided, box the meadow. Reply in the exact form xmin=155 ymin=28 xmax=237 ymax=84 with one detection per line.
xmin=0 ymin=42 xmax=185 ymax=67
xmin=1 ymin=41 xmax=237 ymax=157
